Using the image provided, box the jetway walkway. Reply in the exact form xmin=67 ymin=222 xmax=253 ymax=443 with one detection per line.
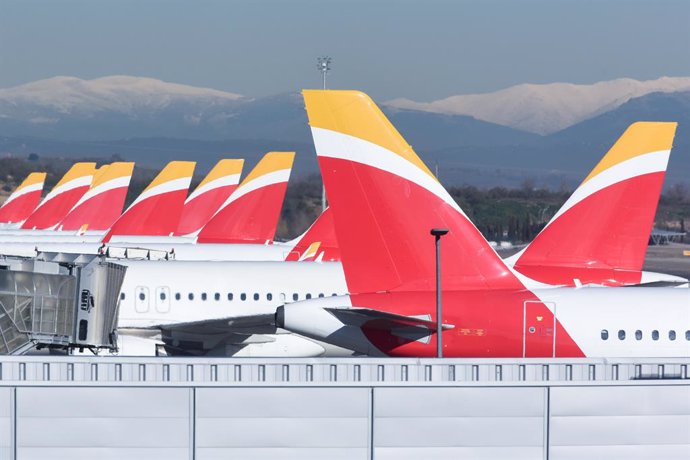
xmin=0 ymin=255 xmax=126 ymax=355
xmin=0 ymin=356 xmax=687 ymax=459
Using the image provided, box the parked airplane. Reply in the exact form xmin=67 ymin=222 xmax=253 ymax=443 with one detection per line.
xmin=276 ymin=90 xmax=690 ymax=358
xmin=505 ymin=122 xmax=684 ymax=287
xmin=0 ymin=172 xmax=46 ymax=226
xmin=20 ymin=162 xmax=96 ymax=230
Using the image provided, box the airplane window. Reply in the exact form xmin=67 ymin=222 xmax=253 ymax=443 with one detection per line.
xmin=201 ymin=293 xmax=207 ymax=301
xmin=293 ymin=293 xmax=298 ymax=301
xmin=332 ymin=293 xmax=338 ymax=297
xmin=227 ymin=293 xmax=233 ymax=301
xmin=139 ymin=292 xmax=145 ymax=301
xmin=635 ymin=330 xmax=642 ymax=340
xmin=159 ymin=292 xmax=166 ymax=301
xmin=306 ymin=293 xmax=312 ymax=299
xmin=618 ymin=330 xmax=625 ymax=340
xmin=600 ymin=330 xmax=608 ymax=340
xmin=267 ymin=293 xmax=273 ymax=301
xmin=188 ymin=293 xmax=194 ymax=301
xmin=241 ymin=293 xmax=247 ymax=301
xmin=318 ymin=293 xmax=325 ymax=298
xmin=253 ymin=293 xmax=259 ymax=301
xmin=214 ymin=293 xmax=220 ymax=301
xmin=652 ymin=330 xmax=659 ymax=341
xmin=120 ymin=292 xmax=125 ymax=300
xmin=686 ymin=330 xmax=690 ymax=341
xmin=669 ymin=330 xmax=676 ymax=341
xmin=175 ymin=293 xmax=181 ymax=301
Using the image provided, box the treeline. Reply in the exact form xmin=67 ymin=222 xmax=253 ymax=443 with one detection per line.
xmin=1 ymin=155 xmax=688 ymax=242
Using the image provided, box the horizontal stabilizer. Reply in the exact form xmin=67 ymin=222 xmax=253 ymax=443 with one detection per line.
xmin=325 ymin=307 xmax=454 ymax=332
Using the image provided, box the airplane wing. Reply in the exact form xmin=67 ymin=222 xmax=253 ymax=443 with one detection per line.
xmin=160 ymin=313 xmax=277 ymax=335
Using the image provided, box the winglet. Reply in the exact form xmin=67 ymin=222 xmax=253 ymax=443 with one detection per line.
xmin=304 ymin=89 xmax=521 ymax=293
xmin=175 ymin=159 xmax=244 ymax=235
xmin=59 ymin=162 xmax=135 ymax=231
xmin=21 ymin=162 xmax=96 ymax=229
xmin=513 ymin=122 xmax=677 ymax=282
xmin=196 ymin=152 xmax=295 ymax=243
xmin=103 ymin=161 xmax=195 ymax=241
xmin=0 ymin=172 xmax=47 ymax=224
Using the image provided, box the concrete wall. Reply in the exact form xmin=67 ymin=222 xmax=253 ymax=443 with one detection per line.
xmin=0 ymin=357 xmax=687 ymax=459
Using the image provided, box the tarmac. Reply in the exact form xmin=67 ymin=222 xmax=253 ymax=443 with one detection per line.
xmin=644 ymin=243 xmax=690 ymax=279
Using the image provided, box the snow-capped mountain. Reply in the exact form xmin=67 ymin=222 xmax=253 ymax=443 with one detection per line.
xmin=386 ymin=77 xmax=690 ymax=135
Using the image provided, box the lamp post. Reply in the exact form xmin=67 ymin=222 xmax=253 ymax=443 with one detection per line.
xmin=430 ymin=228 xmax=449 ymax=358
xmin=317 ymin=56 xmax=332 ymax=212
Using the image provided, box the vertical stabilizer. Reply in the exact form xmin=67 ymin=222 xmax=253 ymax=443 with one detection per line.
xmin=0 ymin=172 xmax=47 ymax=224
xmin=21 ymin=163 xmax=96 ymax=230
xmin=103 ymin=161 xmax=195 ymax=241
xmin=512 ymin=122 xmax=676 ymax=285
xmin=176 ymin=159 xmax=244 ymax=235
xmin=196 ymin=152 xmax=294 ymax=244
xmin=60 ymin=162 xmax=135 ymax=231
xmin=303 ymin=90 xmax=521 ymax=294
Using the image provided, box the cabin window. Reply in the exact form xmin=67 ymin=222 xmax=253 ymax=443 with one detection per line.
xmin=318 ymin=293 xmax=325 ymax=298
xmin=618 ymin=330 xmax=625 ymax=340
xmin=652 ymin=330 xmax=659 ymax=341
xmin=293 ymin=293 xmax=299 ymax=301
xmin=253 ymin=293 xmax=259 ymax=301
xmin=139 ymin=292 xmax=146 ymax=301
xmin=306 ymin=293 xmax=312 ymax=300
xmin=267 ymin=293 xmax=273 ymax=301
xmin=159 ymin=291 xmax=166 ymax=301
xmin=686 ymin=330 xmax=690 ymax=341
xmin=635 ymin=330 xmax=642 ymax=341
xmin=120 ymin=292 xmax=125 ymax=300
xmin=214 ymin=293 xmax=220 ymax=301
xmin=669 ymin=330 xmax=676 ymax=341
xmin=188 ymin=293 xmax=194 ymax=301
xmin=332 ymin=293 xmax=338 ymax=297
xmin=201 ymin=293 xmax=207 ymax=301
xmin=600 ymin=330 xmax=608 ymax=340
xmin=227 ymin=293 xmax=233 ymax=301
xmin=240 ymin=293 xmax=247 ymax=301
xmin=175 ymin=293 xmax=181 ymax=301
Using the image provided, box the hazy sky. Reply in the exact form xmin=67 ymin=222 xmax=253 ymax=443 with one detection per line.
xmin=1 ymin=0 xmax=688 ymax=100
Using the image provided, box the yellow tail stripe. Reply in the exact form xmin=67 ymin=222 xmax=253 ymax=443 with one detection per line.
xmin=241 ymin=152 xmax=294 ymax=184
xmin=198 ymin=159 xmax=244 ymax=187
xmin=145 ymin=161 xmax=196 ymax=191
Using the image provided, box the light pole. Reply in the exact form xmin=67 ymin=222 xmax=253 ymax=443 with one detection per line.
xmin=317 ymin=57 xmax=331 ymax=212
xmin=431 ymin=228 xmax=449 ymax=358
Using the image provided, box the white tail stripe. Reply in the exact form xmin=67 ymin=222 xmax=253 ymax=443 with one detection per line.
xmin=126 ymin=177 xmax=192 ymax=210
xmin=312 ymin=127 xmax=467 ymax=218
xmin=68 ymin=176 xmax=132 ymax=210
xmin=185 ymin=173 xmax=241 ymax=203
xmin=2 ymin=182 xmax=44 ymax=207
xmin=544 ymin=149 xmax=670 ymax=231
xmin=191 ymin=168 xmax=290 ymax=237
xmin=39 ymin=175 xmax=93 ymax=204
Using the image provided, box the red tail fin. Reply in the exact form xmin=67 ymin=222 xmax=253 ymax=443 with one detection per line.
xmin=21 ymin=163 xmax=96 ymax=230
xmin=103 ymin=161 xmax=195 ymax=241
xmin=175 ymin=159 xmax=244 ymax=235
xmin=59 ymin=162 xmax=135 ymax=231
xmin=303 ymin=90 xmax=521 ymax=294
xmin=0 ymin=172 xmax=46 ymax=224
xmin=285 ymin=207 xmax=340 ymax=261
xmin=196 ymin=152 xmax=294 ymax=244
xmin=512 ymin=122 xmax=676 ymax=285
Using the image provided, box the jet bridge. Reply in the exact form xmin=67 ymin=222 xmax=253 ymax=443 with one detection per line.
xmin=0 ymin=253 xmax=126 ymax=355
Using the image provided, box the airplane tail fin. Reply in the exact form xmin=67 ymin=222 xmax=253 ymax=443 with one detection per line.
xmin=103 ymin=161 xmax=195 ymax=241
xmin=21 ymin=162 xmax=96 ymax=230
xmin=175 ymin=159 xmax=244 ymax=235
xmin=285 ymin=207 xmax=340 ymax=261
xmin=59 ymin=162 xmax=135 ymax=231
xmin=196 ymin=152 xmax=294 ymax=244
xmin=512 ymin=122 xmax=676 ymax=282
xmin=303 ymin=90 xmax=522 ymax=294
xmin=0 ymin=172 xmax=47 ymax=224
